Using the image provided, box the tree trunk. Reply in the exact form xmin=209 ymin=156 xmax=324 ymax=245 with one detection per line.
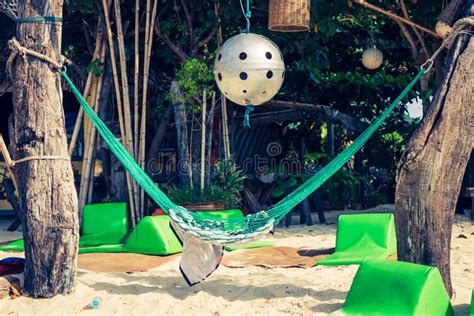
xmin=11 ymin=0 xmax=79 ymax=298
xmin=147 ymin=103 xmax=172 ymax=166
xmin=171 ymin=81 xmax=191 ymax=185
xmin=395 ymin=2 xmax=473 ymax=296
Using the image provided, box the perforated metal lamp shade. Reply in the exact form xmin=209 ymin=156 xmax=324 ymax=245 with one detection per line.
xmin=213 ymin=33 xmax=285 ymax=106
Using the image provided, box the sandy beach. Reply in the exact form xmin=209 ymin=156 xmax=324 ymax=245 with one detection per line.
xmin=1 ymin=208 xmax=473 ymax=315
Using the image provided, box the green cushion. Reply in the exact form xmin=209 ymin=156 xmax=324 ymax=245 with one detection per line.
xmin=0 ymin=239 xmax=24 ymax=252
xmin=318 ymin=213 xmax=397 ymax=266
xmin=79 ymin=232 xmax=126 ymax=247
xmin=81 ymin=203 xmax=129 ymax=246
xmin=123 ymin=216 xmax=183 ymax=255
xmin=470 ymin=289 xmax=474 ymax=316
xmin=337 ymin=259 xmax=453 ymax=315
xmin=79 ymin=244 xmax=124 ymax=254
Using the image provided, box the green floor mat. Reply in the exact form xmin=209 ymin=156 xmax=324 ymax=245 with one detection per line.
xmin=80 ymin=202 xmax=129 ymax=247
xmin=337 ymin=259 xmax=453 ymax=315
xmin=0 ymin=239 xmax=24 ymax=252
xmin=318 ymin=213 xmax=396 ymax=266
xmin=123 ymin=216 xmax=183 ymax=255
xmin=225 ymin=241 xmax=275 ymax=251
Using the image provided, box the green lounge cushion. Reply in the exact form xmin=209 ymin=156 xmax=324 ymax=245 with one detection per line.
xmin=318 ymin=213 xmax=396 ymax=266
xmin=79 ymin=244 xmax=124 ymax=254
xmin=80 ymin=202 xmax=129 ymax=247
xmin=0 ymin=239 xmax=24 ymax=252
xmin=79 ymin=232 xmax=126 ymax=247
xmin=123 ymin=216 xmax=183 ymax=255
xmin=470 ymin=288 xmax=474 ymax=316
xmin=337 ymin=259 xmax=453 ymax=315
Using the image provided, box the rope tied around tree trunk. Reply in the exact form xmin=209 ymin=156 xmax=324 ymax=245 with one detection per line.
xmin=421 ymin=16 xmax=474 ymax=72
xmin=6 ymin=37 xmax=71 ymax=79
xmin=5 ymin=37 xmax=72 ymax=168
xmin=8 ymin=156 xmax=71 ymax=168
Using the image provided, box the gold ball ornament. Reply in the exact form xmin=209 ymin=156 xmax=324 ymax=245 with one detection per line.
xmin=362 ymin=46 xmax=384 ymax=70
xmin=213 ymin=33 xmax=285 ymax=106
xmin=435 ymin=21 xmax=452 ymax=38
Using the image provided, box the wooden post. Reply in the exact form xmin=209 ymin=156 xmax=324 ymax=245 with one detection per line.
xmin=11 ymin=0 xmax=79 ymax=297
xmin=0 ymin=134 xmax=18 ymax=190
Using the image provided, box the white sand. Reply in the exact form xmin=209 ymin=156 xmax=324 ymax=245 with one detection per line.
xmin=1 ymin=208 xmax=473 ymax=315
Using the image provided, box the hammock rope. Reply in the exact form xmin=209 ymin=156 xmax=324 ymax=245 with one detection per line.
xmin=61 ymin=67 xmax=426 ymax=244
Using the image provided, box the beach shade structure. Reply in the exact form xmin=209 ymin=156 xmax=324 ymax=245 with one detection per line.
xmin=336 ymin=259 xmax=453 ymax=315
xmin=79 ymin=202 xmax=129 ymax=247
xmin=317 ymin=213 xmax=396 ymax=266
xmin=123 ymin=216 xmax=183 ymax=255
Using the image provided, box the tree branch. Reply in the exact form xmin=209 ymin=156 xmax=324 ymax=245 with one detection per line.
xmin=398 ymin=0 xmax=430 ymax=58
xmin=154 ymin=16 xmax=190 ymax=61
xmin=354 ymin=0 xmax=442 ymax=39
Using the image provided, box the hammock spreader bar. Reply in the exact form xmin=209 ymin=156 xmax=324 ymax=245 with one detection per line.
xmin=62 ymin=68 xmax=425 ymax=244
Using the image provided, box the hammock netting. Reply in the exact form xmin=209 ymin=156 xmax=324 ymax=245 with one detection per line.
xmin=62 ymin=68 xmax=425 ymax=245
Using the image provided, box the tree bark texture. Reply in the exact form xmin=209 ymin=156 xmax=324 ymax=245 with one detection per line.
xmin=11 ymin=0 xmax=79 ymax=298
xmin=395 ymin=2 xmax=473 ymax=296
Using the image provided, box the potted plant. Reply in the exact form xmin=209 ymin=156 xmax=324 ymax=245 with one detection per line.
xmin=153 ymin=160 xmax=245 ymax=214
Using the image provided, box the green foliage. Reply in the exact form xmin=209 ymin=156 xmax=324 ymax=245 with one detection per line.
xmin=173 ymin=58 xmax=213 ymax=106
xmin=87 ymin=59 xmax=105 ymax=77
xmin=167 ymin=160 xmax=245 ymax=209
xmin=320 ymin=167 xmax=363 ymax=209
xmin=364 ymin=191 xmax=389 ymax=208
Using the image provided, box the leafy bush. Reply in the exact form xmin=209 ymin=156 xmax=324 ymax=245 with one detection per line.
xmin=167 ymin=160 xmax=245 ymax=209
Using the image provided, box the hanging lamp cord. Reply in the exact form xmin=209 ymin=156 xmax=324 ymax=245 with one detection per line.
xmin=240 ymin=0 xmax=251 ymax=33
xmin=243 ymin=106 xmax=255 ymax=128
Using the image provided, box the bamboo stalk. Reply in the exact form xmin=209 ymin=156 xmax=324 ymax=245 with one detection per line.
xmin=113 ymin=0 xmax=140 ymax=222
xmin=138 ymin=0 xmax=158 ymax=217
xmin=113 ymin=0 xmax=134 ymax=155
xmin=214 ymin=2 xmax=230 ymax=160
xmin=206 ymin=91 xmax=216 ymax=186
xmin=354 ymin=0 xmax=442 ymax=39
xmin=78 ymin=75 xmax=99 ymax=210
xmin=133 ymin=0 xmax=140 ymax=158
xmin=79 ymin=44 xmax=106 ymax=213
xmin=222 ymin=97 xmax=230 ymax=160
xmin=200 ymin=90 xmax=207 ymax=192
xmin=0 ymin=134 xmax=18 ymax=191
xmin=101 ymin=0 xmax=137 ymax=226
xmin=68 ymin=19 xmax=105 ymax=157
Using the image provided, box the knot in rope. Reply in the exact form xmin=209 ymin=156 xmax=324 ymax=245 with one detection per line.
xmin=422 ymin=16 xmax=473 ymax=72
xmin=6 ymin=37 xmax=72 ymax=79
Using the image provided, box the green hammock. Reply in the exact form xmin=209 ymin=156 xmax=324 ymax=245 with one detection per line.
xmin=62 ymin=68 xmax=425 ymax=245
